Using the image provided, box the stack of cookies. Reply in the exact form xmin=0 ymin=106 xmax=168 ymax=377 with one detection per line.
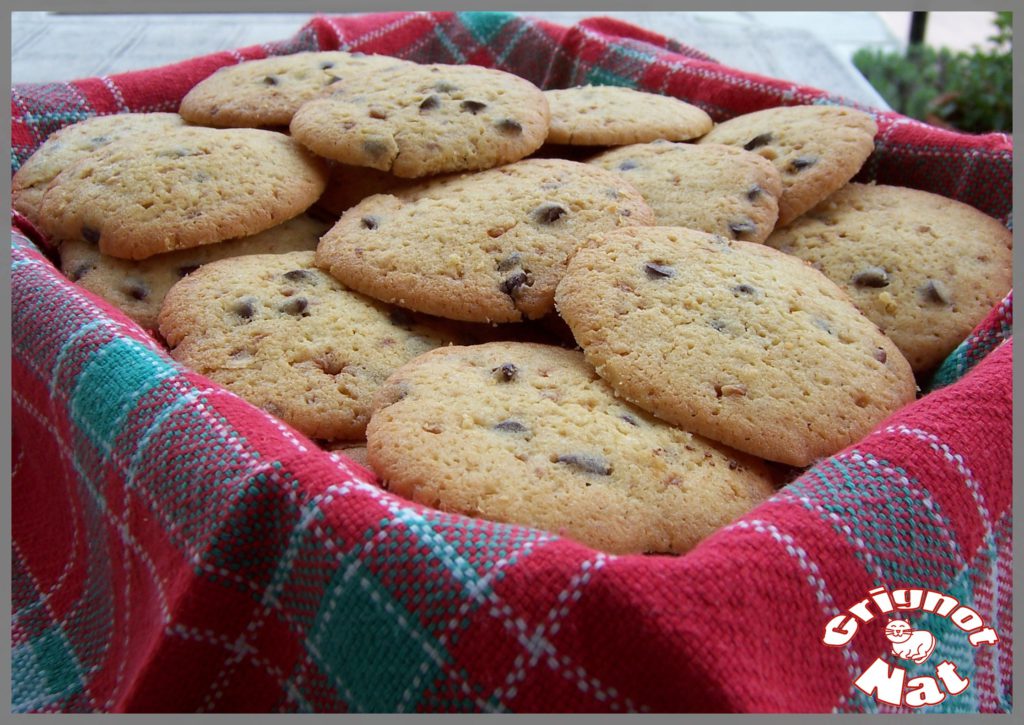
xmin=17 ymin=50 xmax=1011 ymax=555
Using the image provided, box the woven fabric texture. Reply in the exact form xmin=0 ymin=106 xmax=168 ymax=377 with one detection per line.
xmin=10 ymin=12 xmax=1013 ymax=713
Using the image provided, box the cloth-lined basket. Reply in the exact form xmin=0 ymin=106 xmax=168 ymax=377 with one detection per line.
xmin=11 ymin=12 xmax=1011 ymax=713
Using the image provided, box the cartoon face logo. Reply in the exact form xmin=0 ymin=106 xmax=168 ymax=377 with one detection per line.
xmin=884 ymin=620 xmax=913 ymax=643
xmin=884 ymin=620 xmax=937 ymax=664
xmin=823 ymin=587 xmax=1001 ymax=708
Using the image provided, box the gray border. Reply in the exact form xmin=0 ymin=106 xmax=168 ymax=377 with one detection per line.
xmin=4 ymin=0 xmax=1023 ymax=11
xmin=1012 ymin=6 xmax=1020 ymax=724
xmin=2 ymin=2 xmax=10 ymax=720
xmin=3 ymin=5 xmax=14 ymax=725
xmin=4 ymin=1 xmax=1018 ymax=723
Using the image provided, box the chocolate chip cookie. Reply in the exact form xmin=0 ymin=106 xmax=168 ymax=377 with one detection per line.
xmin=698 ymin=105 xmax=877 ymax=226
xmin=289 ymin=62 xmax=550 ymax=177
xmin=179 ymin=50 xmax=410 ymax=128
xmin=555 ymin=226 xmax=916 ymax=467
xmin=60 ymin=214 xmax=328 ymax=330
xmin=367 ymin=342 xmax=776 ymax=554
xmin=765 ymin=183 xmax=1013 ymax=372
xmin=316 ymin=158 xmax=655 ymax=323
xmin=545 ymin=85 xmax=713 ymax=145
xmin=158 ymin=251 xmax=470 ymax=441
xmin=12 ymin=112 xmax=188 ymax=227
xmin=38 ymin=126 xmax=329 ymax=259
xmin=588 ymin=141 xmax=783 ymax=243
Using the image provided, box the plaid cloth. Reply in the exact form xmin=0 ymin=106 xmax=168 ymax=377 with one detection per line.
xmin=10 ymin=12 xmax=1012 ymax=713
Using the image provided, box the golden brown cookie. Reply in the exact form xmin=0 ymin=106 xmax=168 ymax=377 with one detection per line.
xmin=588 ymin=141 xmax=783 ymax=243
xmin=316 ymin=158 xmax=655 ymax=323
xmin=60 ymin=215 xmax=328 ymax=329
xmin=12 ymin=113 xmax=188 ymax=227
xmin=38 ymin=126 xmax=328 ymax=259
xmin=158 ymin=251 xmax=471 ymax=441
xmin=765 ymin=183 xmax=1013 ymax=372
xmin=179 ymin=51 xmax=410 ymax=128
xmin=545 ymin=85 xmax=712 ymax=145
xmin=367 ymin=342 xmax=776 ymax=554
xmin=555 ymin=226 xmax=916 ymax=467
xmin=290 ymin=63 xmax=549 ymax=177
xmin=698 ymin=105 xmax=877 ymax=226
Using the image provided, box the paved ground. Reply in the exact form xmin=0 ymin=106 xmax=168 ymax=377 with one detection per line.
xmin=7 ymin=11 xmax=1002 ymax=109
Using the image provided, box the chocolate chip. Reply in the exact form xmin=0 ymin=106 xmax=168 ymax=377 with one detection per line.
xmin=617 ymin=160 xmax=637 ymax=171
xmin=500 ymin=271 xmax=529 ymax=297
xmin=369 ymin=108 xmax=388 ymax=120
xmin=728 ymin=460 xmax=740 ymax=470
xmin=922 ymin=279 xmax=952 ymax=305
xmin=434 ymin=81 xmax=459 ymax=93
xmin=360 ymin=216 xmax=380 ymax=230
xmin=388 ymin=308 xmax=414 ymax=328
xmin=493 ymin=420 xmax=528 ymax=433
xmin=556 ymin=453 xmax=612 ymax=476
xmin=124 ymin=282 xmax=148 ymax=301
xmin=852 ymin=266 xmax=890 ymax=288
xmin=156 ymin=143 xmax=193 ymax=157
xmin=790 ymin=156 xmax=818 ymax=171
xmin=532 ymin=203 xmax=566 ymax=224
xmin=279 ymin=297 xmax=308 ymax=316
xmin=743 ymin=133 xmax=773 ymax=151
xmin=363 ymin=139 xmax=388 ymax=157
xmin=746 ymin=184 xmax=763 ymax=201
xmin=177 ymin=264 xmax=200 ymax=278
xmin=326 ymin=75 xmax=342 ymax=85
xmin=728 ymin=220 xmax=756 ymax=238
xmin=620 ymin=413 xmax=639 ymax=426
xmin=283 ymin=269 xmax=314 ymax=283
xmin=81 ymin=225 xmax=101 ymax=244
xmin=813 ymin=318 xmax=835 ymax=335
xmin=874 ymin=347 xmax=887 ymax=363
xmin=262 ymin=75 xmax=279 ymax=86
xmin=232 ymin=297 xmax=258 ymax=320
xmin=69 ymin=263 xmax=94 ymax=282
xmin=621 ymin=209 xmax=632 ymax=217
xmin=320 ymin=61 xmax=335 ymax=70
xmin=496 ymin=253 xmax=522 ymax=272
xmin=460 ymin=100 xmax=487 ymax=114
xmin=732 ymin=283 xmax=758 ymax=296
xmin=493 ymin=362 xmax=518 ymax=382
xmin=644 ymin=262 xmax=675 ymax=279
xmin=496 ymin=118 xmax=523 ymax=135
xmin=418 ymin=94 xmax=440 ymax=112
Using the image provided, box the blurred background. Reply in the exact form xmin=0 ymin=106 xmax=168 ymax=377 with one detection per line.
xmin=861 ymin=11 xmax=1011 ymax=133
xmin=11 ymin=11 xmax=1011 ymax=133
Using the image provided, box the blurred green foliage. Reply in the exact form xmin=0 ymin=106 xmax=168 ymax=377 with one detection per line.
xmin=853 ymin=11 xmax=1011 ymax=133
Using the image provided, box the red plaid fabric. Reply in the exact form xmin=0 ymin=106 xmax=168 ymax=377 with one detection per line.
xmin=11 ymin=12 xmax=1012 ymax=713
